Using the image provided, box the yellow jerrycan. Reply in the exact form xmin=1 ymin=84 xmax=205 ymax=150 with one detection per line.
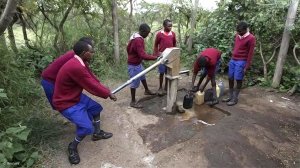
xmin=194 ymin=91 xmax=204 ymax=105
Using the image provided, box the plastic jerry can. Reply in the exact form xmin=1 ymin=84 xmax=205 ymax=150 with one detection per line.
xmin=194 ymin=91 xmax=204 ymax=105
xmin=216 ymin=85 xmax=220 ymax=98
xmin=217 ymin=80 xmax=224 ymax=98
xmin=183 ymin=91 xmax=193 ymax=109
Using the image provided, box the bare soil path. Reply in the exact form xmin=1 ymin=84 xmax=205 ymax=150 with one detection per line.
xmin=42 ymin=74 xmax=300 ymax=168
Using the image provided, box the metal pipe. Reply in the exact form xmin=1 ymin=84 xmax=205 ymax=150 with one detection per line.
xmin=179 ymin=70 xmax=190 ymax=75
xmin=112 ymin=60 xmax=161 ymax=94
xmin=112 ymin=48 xmax=175 ymax=94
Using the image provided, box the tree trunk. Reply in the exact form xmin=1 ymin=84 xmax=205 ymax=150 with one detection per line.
xmin=272 ymin=0 xmax=299 ymax=88
xmin=127 ymin=0 xmax=133 ymax=38
xmin=0 ymin=0 xmax=18 ymax=35
xmin=82 ymin=11 xmax=93 ymax=34
xmin=40 ymin=18 xmax=46 ymax=46
xmin=98 ymin=0 xmax=108 ymax=28
xmin=258 ymin=42 xmax=268 ymax=79
xmin=187 ymin=0 xmax=199 ymax=52
xmin=0 ymin=35 xmax=8 ymax=52
xmin=18 ymin=10 xmax=36 ymax=50
xmin=57 ymin=0 xmax=75 ymax=52
xmin=293 ymin=44 xmax=300 ymax=65
xmin=177 ymin=14 xmax=182 ymax=47
xmin=288 ymin=84 xmax=297 ymax=96
xmin=39 ymin=0 xmax=74 ymax=53
xmin=7 ymin=24 xmax=18 ymax=53
xmin=259 ymin=41 xmax=279 ymax=80
xmin=112 ymin=0 xmax=120 ymax=64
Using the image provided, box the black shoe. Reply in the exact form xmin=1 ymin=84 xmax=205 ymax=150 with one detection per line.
xmin=144 ymin=90 xmax=156 ymax=95
xmin=92 ymin=130 xmax=113 ymax=141
xmin=222 ymin=97 xmax=231 ymax=102
xmin=68 ymin=143 xmax=80 ymax=165
xmin=227 ymin=99 xmax=238 ymax=106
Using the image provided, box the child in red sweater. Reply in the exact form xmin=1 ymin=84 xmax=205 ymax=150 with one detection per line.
xmin=53 ymin=41 xmax=117 ymax=164
xmin=153 ymin=19 xmax=177 ymax=96
xmin=127 ymin=23 xmax=157 ymax=108
xmin=41 ymin=37 xmax=93 ymax=108
xmin=191 ymin=48 xmax=222 ymax=105
xmin=222 ymin=21 xmax=256 ymax=106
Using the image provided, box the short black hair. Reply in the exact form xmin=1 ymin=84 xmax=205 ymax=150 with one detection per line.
xmin=236 ymin=21 xmax=248 ymax=31
xmin=79 ymin=37 xmax=94 ymax=47
xmin=139 ymin=23 xmax=151 ymax=33
xmin=198 ymin=57 xmax=207 ymax=68
xmin=73 ymin=41 xmax=90 ymax=56
xmin=163 ymin=19 xmax=172 ymax=26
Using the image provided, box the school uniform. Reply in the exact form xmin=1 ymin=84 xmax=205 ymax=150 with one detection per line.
xmin=229 ymin=32 xmax=256 ymax=80
xmin=41 ymin=50 xmax=75 ymax=108
xmin=153 ymin=30 xmax=176 ymax=73
xmin=193 ymin=48 xmax=222 ymax=78
xmin=127 ymin=33 xmax=157 ymax=88
xmin=53 ymin=56 xmax=110 ymax=136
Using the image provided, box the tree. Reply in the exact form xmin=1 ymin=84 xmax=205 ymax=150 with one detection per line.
xmin=0 ymin=35 xmax=8 ymax=52
xmin=111 ymin=0 xmax=120 ymax=64
xmin=0 ymin=0 xmax=18 ymax=35
xmin=272 ymin=0 xmax=299 ymax=88
xmin=38 ymin=0 xmax=75 ymax=53
xmin=7 ymin=23 xmax=18 ymax=53
xmin=187 ymin=0 xmax=199 ymax=52
xmin=127 ymin=0 xmax=133 ymax=37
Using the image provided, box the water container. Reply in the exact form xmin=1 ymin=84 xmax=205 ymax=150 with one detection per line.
xmin=204 ymin=89 xmax=213 ymax=102
xmin=183 ymin=92 xmax=193 ymax=109
xmin=216 ymin=85 xmax=220 ymax=98
xmin=217 ymin=80 xmax=224 ymax=98
xmin=194 ymin=91 xmax=204 ymax=105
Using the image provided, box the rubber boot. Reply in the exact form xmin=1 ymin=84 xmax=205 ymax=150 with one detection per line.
xmin=68 ymin=142 xmax=80 ymax=164
xmin=92 ymin=121 xmax=113 ymax=141
xmin=227 ymin=89 xmax=240 ymax=106
xmin=222 ymin=89 xmax=233 ymax=102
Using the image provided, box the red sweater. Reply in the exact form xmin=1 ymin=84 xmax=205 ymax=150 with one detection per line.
xmin=193 ymin=48 xmax=221 ymax=77
xmin=153 ymin=31 xmax=176 ymax=55
xmin=127 ymin=33 xmax=157 ymax=65
xmin=232 ymin=33 xmax=256 ymax=69
xmin=53 ymin=57 xmax=110 ymax=112
xmin=41 ymin=50 xmax=74 ymax=83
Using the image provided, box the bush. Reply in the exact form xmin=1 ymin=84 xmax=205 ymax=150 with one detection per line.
xmin=0 ymin=47 xmax=57 ymax=167
xmin=0 ymin=124 xmax=40 ymax=168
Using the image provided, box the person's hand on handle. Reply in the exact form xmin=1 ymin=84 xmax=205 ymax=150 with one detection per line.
xmin=191 ymin=85 xmax=199 ymax=92
xmin=156 ymin=52 xmax=163 ymax=60
xmin=199 ymin=86 xmax=205 ymax=93
xmin=109 ymin=93 xmax=117 ymax=101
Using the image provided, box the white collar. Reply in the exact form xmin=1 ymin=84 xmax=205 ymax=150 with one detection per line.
xmin=160 ymin=30 xmax=172 ymax=36
xmin=238 ymin=32 xmax=250 ymax=39
xmin=129 ymin=32 xmax=143 ymax=40
xmin=74 ymin=55 xmax=85 ymax=67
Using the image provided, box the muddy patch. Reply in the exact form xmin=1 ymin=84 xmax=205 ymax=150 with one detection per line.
xmin=138 ymin=90 xmax=230 ymax=153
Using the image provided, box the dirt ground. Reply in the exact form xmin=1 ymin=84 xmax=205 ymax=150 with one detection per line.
xmin=41 ymin=73 xmax=300 ymax=168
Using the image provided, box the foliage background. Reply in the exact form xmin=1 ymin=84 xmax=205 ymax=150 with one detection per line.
xmin=0 ymin=0 xmax=299 ymax=166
